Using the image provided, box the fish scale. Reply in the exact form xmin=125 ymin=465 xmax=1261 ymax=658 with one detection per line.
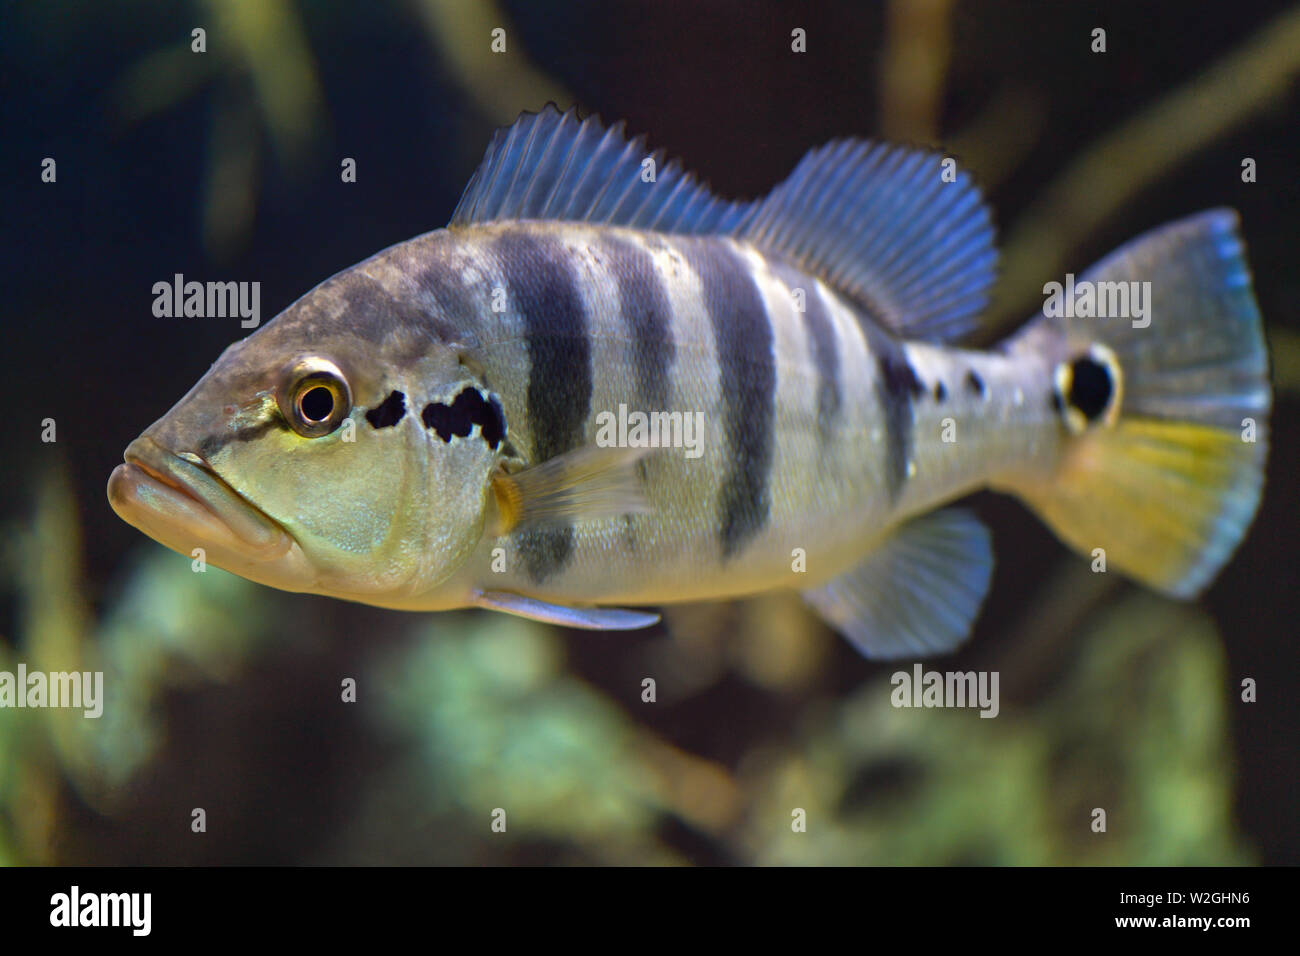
xmin=108 ymin=106 xmax=1271 ymax=659
xmin=424 ymin=222 xmax=1028 ymax=603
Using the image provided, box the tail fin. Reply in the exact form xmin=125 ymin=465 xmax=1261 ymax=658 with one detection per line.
xmin=1011 ymin=209 xmax=1270 ymax=598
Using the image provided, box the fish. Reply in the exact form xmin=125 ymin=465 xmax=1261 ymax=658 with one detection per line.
xmin=107 ymin=105 xmax=1271 ymax=659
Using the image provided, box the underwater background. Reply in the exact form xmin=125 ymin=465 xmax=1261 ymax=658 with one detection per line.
xmin=1 ymin=0 xmax=1297 ymax=865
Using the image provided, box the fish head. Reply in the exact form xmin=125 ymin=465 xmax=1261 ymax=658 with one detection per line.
xmin=108 ymin=271 xmax=500 ymax=604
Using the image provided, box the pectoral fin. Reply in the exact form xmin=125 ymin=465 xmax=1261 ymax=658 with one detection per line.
xmin=802 ymin=508 xmax=994 ymax=659
xmin=473 ymin=590 xmax=661 ymax=630
xmin=489 ymin=445 xmax=652 ymax=536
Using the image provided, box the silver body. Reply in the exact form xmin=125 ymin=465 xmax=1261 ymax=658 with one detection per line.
xmin=353 ymin=221 xmax=1060 ymax=609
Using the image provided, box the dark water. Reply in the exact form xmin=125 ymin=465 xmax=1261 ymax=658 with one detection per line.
xmin=1 ymin=0 xmax=1296 ymax=865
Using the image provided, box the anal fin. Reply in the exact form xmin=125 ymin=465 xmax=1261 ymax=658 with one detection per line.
xmin=802 ymin=508 xmax=994 ymax=659
xmin=474 ymin=590 xmax=661 ymax=631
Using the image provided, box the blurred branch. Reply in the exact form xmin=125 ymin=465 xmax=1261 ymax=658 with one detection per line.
xmin=110 ymin=41 xmax=218 ymax=122
xmin=12 ymin=463 xmax=104 ymax=826
xmin=202 ymin=0 xmax=327 ymax=167
xmin=988 ymin=3 xmax=1300 ymax=334
xmin=411 ymin=0 xmax=570 ymax=125
xmin=111 ymin=0 xmax=329 ymax=260
xmin=946 ymin=84 xmax=1046 ymax=190
xmin=1268 ymin=327 xmax=1300 ymax=393
xmin=201 ymin=87 xmax=262 ymax=260
xmin=879 ymin=0 xmax=954 ymax=145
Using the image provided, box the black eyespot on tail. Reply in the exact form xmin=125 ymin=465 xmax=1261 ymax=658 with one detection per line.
xmin=365 ymin=391 xmax=407 ymax=429
xmin=1067 ymin=355 xmax=1114 ymax=422
xmin=422 ymin=386 xmax=506 ymax=449
xmin=965 ymin=370 xmax=986 ymax=398
xmin=934 ymin=381 xmax=947 ymax=402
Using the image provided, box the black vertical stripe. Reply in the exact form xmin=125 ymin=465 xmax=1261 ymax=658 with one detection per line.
xmin=324 ymin=267 xmax=458 ymax=353
xmin=493 ymin=230 xmax=593 ymax=582
xmin=685 ymin=239 xmax=776 ymax=559
xmin=873 ymin=336 xmax=924 ymax=500
xmin=775 ymin=264 xmax=841 ymax=445
xmin=602 ymin=236 xmax=675 ymax=411
xmin=404 ymin=236 xmax=481 ymax=346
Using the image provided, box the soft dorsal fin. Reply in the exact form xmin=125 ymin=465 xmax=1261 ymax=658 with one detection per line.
xmin=449 ymin=105 xmax=751 ymax=234
xmin=734 ymin=141 xmax=998 ymax=343
xmin=452 ymin=106 xmax=998 ymax=343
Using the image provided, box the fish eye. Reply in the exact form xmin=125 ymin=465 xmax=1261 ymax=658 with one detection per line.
xmin=278 ymin=358 xmax=352 ymax=438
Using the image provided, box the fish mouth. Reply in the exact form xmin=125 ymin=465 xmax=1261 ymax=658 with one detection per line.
xmin=108 ymin=434 xmax=293 ymax=565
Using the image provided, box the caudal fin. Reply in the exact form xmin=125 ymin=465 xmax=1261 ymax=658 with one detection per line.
xmin=1012 ymin=209 xmax=1270 ymax=598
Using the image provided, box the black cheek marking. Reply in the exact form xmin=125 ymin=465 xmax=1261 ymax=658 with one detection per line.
xmin=365 ymin=390 xmax=407 ymax=429
xmin=1067 ymin=355 xmax=1114 ymax=421
xmin=483 ymin=393 xmax=506 ymax=450
xmin=965 ymin=369 xmax=986 ymax=398
xmin=420 ymin=387 xmax=505 ymax=449
xmin=934 ymin=381 xmax=947 ymax=402
xmin=448 ymin=388 xmax=484 ymax=437
xmin=421 ymin=401 xmax=456 ymax=440
xmin=449 ymin=388 xmax=492 ymax=443
xmin=493 ymin=231 xmax=591 ymax=582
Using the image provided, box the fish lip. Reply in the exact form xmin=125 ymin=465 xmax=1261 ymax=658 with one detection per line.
xmin=109 ymin=434 xmax=292 ymax=562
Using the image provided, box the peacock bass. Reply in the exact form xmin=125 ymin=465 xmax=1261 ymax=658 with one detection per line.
xmin=108 ymin=106 xmax=1271 ymax=658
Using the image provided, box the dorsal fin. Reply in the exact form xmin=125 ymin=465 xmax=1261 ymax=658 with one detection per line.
xmin=733 ymin=141 xmax=998 ymax=342
xmin=449 ymin=104 xmax=750 ymax=234
xmin=452 ymin=106 xmax=998 ymax=343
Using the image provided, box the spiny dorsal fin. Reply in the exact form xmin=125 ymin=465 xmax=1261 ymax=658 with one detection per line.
xmin=449 ymin=105 xmax=751 ymax=233
xmin=452 ymin=106 xmax=998 ymax=343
